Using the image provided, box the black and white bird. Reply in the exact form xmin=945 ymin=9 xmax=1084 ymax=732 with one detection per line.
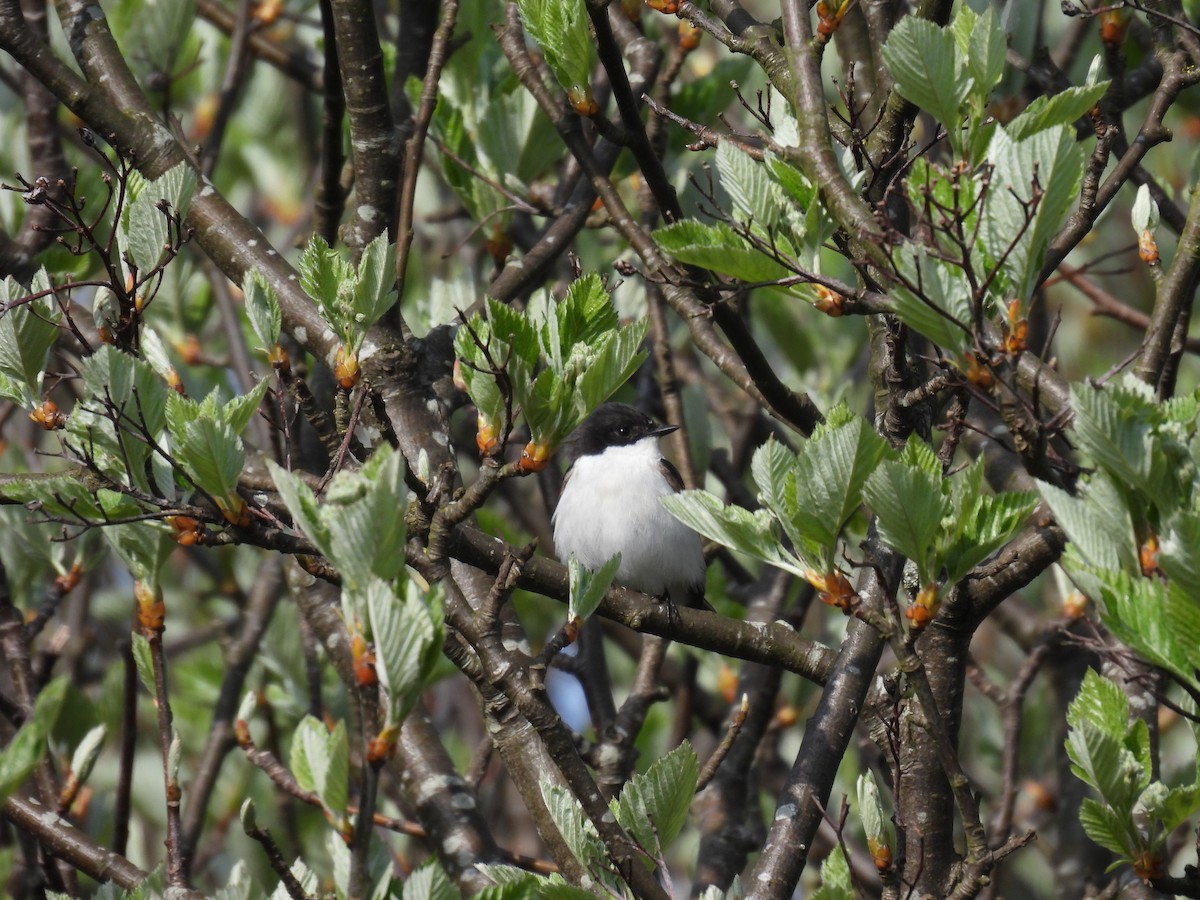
xmin=552 ymin=402 xmax=707 ymax=608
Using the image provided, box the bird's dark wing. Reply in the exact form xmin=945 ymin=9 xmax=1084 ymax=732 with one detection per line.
xmin=658 ymin=458 xmax=685 ymax=492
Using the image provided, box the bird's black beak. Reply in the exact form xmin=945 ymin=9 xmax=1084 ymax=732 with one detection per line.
xmin=649 ymin=423 xmax=678 ymax=438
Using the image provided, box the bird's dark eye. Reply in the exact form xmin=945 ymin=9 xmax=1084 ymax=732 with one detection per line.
xmin=616 ymin=425 xmax=629 ymax=437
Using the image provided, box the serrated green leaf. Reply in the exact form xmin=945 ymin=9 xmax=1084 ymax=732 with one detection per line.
xmin=243 ymin=270 xmax=282 ymax=348
xmin=1163 ymin=580 xmax=1200 ymax=673
xmin=788 ymin=412 xmax=887 ymax=564
xmin=266 ymin=459 xmax=329 ymax=551
xmin=616 ymin=741 xmax=698 ymax=852
xmin=1007 ymin=82 xmax=1109 ymax=142
xmin=299 ymin=235 xmax=355 ymax=341
xmin=539 ymin=779 xmax=605 ymax=871
xmin=124 ymin=165 xmax=195 ymax=273
xmin=952 ymin=6 xmax=1006 ymax=105
xmin=69 ymin=724 xmax=107 ymax=786
xmin=102 ymin=506 xmax=173 ymax=583
xmin=268 ymin=860 xmax=318 ymax=900
xmin=1079 ymin=798 xmax=1135 ymax=857
xmin=131 ymin=632 xmax=156 ymax=695
xmin=366 ymin=578 xmax=441 ymax=727
xmin=863 ymin=458 xmax=947 ymax=583
xmin=517 ymin=0 xmax=595 ymax=99
xmin=662 ymin=490 xmax=808 ymax=577
xmin=0 ymin=277 xmax=59 ymax=400
xmin=0 ymin=676 xmax=65 ymax=805
xmin=942 ymin=487 xmax=1037 ymax=584
xmin=888 ymin=247 xmax=973 ymax=353
xmin=653 ymin=220 xmax=795 ymax=287
xmin=810 ymin=848 xmax=853 ymax=900
xmin=982 ymin=125 xmax=1084 ymax=300
xmin=1038 ymin=478 xmax=1137 ymax=572
xmin=716 ymin=142 xmax=788 ymax=230
xmin=881 ymin=18 xmax=972 ymax=142
xmin=173 ymin=417 xmax=244 ymax=508
xmin=541 ymin=274 xmax=618 ymax=371
xmin=568 ymin=553 xmax=620 ymax=621
xmin=404 ymin=859 xmax=462 ymax=900
xmin=291 ymin=715 xmax=348 ymax=817
xmin=573 ymin=321 xmax=648 ymax=420
xmin=221 ymin=378 xmax=271 ymax=437
xmin=352 ymin=232 xmax=398 ymax=330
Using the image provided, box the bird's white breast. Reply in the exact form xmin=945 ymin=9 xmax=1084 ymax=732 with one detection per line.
xmin=553 ymin=438 xmax=705 ymax=599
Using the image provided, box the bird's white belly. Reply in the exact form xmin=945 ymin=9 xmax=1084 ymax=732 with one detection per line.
xmin=553 ymin=442 xmax=704 ymax=597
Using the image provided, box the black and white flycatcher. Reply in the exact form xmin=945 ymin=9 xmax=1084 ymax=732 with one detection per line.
xmin=553 ymin=402 xmax=706 ymax=607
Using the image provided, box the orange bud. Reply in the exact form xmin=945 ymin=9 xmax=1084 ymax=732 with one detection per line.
xmin=906 ymin=583 xmax=939 ymax=629
xmin=773 ymin=704 xmax=799 ymax=728
xmin=716 ymin=663 xmax=738 ymax=704
xmin=964 ymin=351 xmax=994 ymax=389
xmin=805 ymin=569 xmax=857 ymax=612
xmin=1003 ymin=299 xmax=1027 ymax=356
xmin=645 ymin=0 xmax=679 ymax=12
xmin=1062 ymin=590 xmax=1089 ymax=620
xmin=177 ymin=333 xmax=203 ymax=366
xmin=1138 ymin=229 xmax=1159 ymax=264
xmin=567 ymin=86 xmax=600 ymax=117
xmin=1139 ymin=533 xmax=1160 ymax=578
xmin=267 ymin=343 xmax=290 ymax=375
xmin=517 ymin=439 xmax=552 ymax=473
xmin=334 ymin=345 xmax=359 ymax=390
xmin=678 ymin=20 xmax=701 ymax=51
xmin=352 ymin=632 xmax=378 ymax=687
xmin=29 ymin=399 xmax=66 ymax=430
xmin=166 ymin=368 xmax=185 ymax=395
xmin=868 ymin=836 xmax=892 ymax=871
xmin=475 ymin=413 xmax=499 ymax=457
xmin=218 ymin=497 xmax=251 ymax=528
xmin=134 ymin=580 xmax=166 ymax=635
xmin=813 ymin=284 xmax=845 ymax=317
xmin=367 ymin=723 xmax=400 ymax=765
xmin=54 ymin=563 xmax=83 ymax=594
xmin=1099 ymin=10 xmax=1127 ymax=46
xmin=1131 ymin=850 xmax=1166 ymax=882
xmin=253 ymin=0 xmax=284 ymax=25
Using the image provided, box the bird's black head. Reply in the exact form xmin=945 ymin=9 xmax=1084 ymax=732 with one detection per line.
xmin=568 ymin=402 xmax=676 ymax=459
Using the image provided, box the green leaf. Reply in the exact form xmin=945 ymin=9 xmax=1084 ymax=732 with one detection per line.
xmin=568 ymin=553 xmax=620 ymax=621
xmin=352 ymin=232 xmax=398 ymax=330
xmin=942 ymin=484 xmax=1038 ymax=584
xmin=662 ymin=490 xmax=809 ymax=577
xmin=952 ymin=6 xmax=1006 ymax=105
xmin=173 ymin=417 xmax=244 ymax=510
xmin=366 ymin=578 xmax=442 ymax=727
xmin=221 ymin=378 xmax=271 ymax=437
xmin=981 ymin=125 xmax=1084 ymax=301
xmin=539 ymin=779 xmax=605 ymax=871
xmin=299 ymin=235 xmax=355 ymax=342
xmin=810 ymin=848 xmax=853 ymax=900
xmin=291 ymin=715 xmax=349 ymax=817
xmin=321 ymin=446 xmax=409 ymax=588
xmin=863 ymin=451 xmax=948 ymax=583
xmin=1079 ymin=798 xmax=1135 ymax=857
xmin=541 ymin=274 xmax=618 ymax=371
xmin=1006 ymin=82 xmax=1109 ymax=142
xmin=0 ymin=275 xmax=60 ymax=401
xmin=615 ymin=741 xmax=698 ymax=853
xmin=131 ymin=632 xmax=156 ymax=695
xmin=716 ymin=142 xmax=788 ymax=230
xmin=100 ymin=495 xmax=173 ymax=583
xmin=888 ymin=247 xmax=973 ymax=354
xmin=403 ymin=859 xmax=461 ymax=900
xmin=880 ymin=18 xmax=972 ymax=144
xmin=1038 ymin=478 xmax=1137 ymax=572
xmin=573 ymin=321 xmax=649 ymax=419
xmin=124 ymin=164 xmax=196 ymax=273
xmin=516 ymin=0 xmax=595 ymax=100
xmin=653 ymin=221 xmax=795 ymax=287
xmin=788 ymin=412 xmax=888 ymax=563
xmin=243 ymin=270 xmax=282 ymax=348
xmin=266 ymin=459 xmax=330 ymax=555
xmin=0 ymin=678 xmax=68 ymax=806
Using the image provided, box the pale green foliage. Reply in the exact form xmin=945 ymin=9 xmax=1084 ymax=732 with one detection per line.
xmin=518 ymin=742 xmax=699 ymax=895
xmin=1066 ymin=670 xmax=1200 ymax=869
xmin=567 ymin=552 xmax=620 ymax=621
xmin=0 ymin=678 xmax=66 ymax=807
xmin=810 ymin=847 xmax=853 ymax=900
xmin=291 ymin=715 xmax=350 ymax=826
xmin=0 ymin=271 xmax=59 ymax=407
xmin=668 ymin=409 xmax=1034 ymax=592
xmin=243 ymin=269 xmax=282 ymax=349
xmin=120 ymin=163 xmax=196 ymax=274
xmin=299 ymin=233 xmax=398 ymax=352
xmin=455 ymin=274 xmax=647 ymax=449
xmin=516 ymin=0 xmax=595 ymax=100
